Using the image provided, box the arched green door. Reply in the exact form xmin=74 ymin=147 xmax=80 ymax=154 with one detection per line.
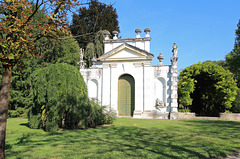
xmin=118 ymin=74 xmax=135 ymax=116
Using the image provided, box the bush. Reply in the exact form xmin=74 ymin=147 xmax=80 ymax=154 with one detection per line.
xmin=178 ymin=61 xmax=238 ymax=116
xmin=8 ymin=107 xmax=26 ymax=118
xmin=28 ymin=63 xmax=115 ymax=131
xmin=178 ymin=108 xmax=191 ymax=113
xmin=87 ymin=99 xmax=116 ymax=127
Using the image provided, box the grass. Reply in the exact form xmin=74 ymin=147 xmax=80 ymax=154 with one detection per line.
xmin=5 ymin=118 xmax=240 ymax=159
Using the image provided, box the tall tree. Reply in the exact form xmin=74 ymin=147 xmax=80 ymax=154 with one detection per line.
xmin=225 ymin=19 xmax=240 ymax=113
xmin=0 ymin=0 xmax=79 ymax=158
xmin=226 ymin=19 xmax=240 ymax=87
xmin=70 ymin=0 xmax=119 ymax=67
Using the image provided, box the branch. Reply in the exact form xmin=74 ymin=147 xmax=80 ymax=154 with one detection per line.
xmin=58 ymin=32 xmax=94 ymax=40
xmin=22 ymin=0 xmax=45 ymax=27
xmin=51 ymin=0 xmax=66 ymax=19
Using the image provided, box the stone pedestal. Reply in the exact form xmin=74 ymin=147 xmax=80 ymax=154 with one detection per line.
xmin=133 ymin=110 xmax=142 ymax=118
xmin=156 ymin=106 xmax=167 ymax=113
xmin=152 ymin=110 xmax=169 ymax=119
xmin=170 ymin=112 xmax=179 ymax=119
xmin=141 ymin=110 xmax=153 ymax=118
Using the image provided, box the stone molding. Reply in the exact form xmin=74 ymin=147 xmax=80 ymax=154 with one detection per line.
xmin=104 ymin=37 xmax=151 ymax=43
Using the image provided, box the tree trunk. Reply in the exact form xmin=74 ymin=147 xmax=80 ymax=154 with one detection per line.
xmin=0 ymin=65 xmax=12 ymax=159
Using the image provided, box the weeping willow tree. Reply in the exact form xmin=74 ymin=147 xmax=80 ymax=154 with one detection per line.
xmin=84 ymin=30 xmax=107 ymax=67
xmin=28 ymin=63 xmax=114 ymax=132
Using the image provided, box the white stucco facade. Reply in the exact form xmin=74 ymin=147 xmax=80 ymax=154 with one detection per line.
xmin=80 ymin=29 xmax=179 ymax=119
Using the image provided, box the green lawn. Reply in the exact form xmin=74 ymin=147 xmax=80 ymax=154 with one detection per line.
xmin=5 ymin=118 xmax=240 ymax=159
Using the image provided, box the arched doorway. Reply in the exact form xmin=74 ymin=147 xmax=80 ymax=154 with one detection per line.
xmin=118 ymin=74 xmax=135 ymax=116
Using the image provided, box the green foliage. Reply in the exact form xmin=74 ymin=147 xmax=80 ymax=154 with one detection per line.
xmin=178 ymin=108 xmax=191 ymax=113
xmin=88 ymin=99 xmax=116 ymax=127
xmin=70 ymin=0 xmax=119 ymax=67
xmin=231 ymin=88 xmax=240 ymax=113
xmin=225 ymin=19 xmax=240 ymax=87
xmin=56 ymin=38 xmax=80 ymax=68
xmin=8 ymin=37 xmax=80 ymax=117
xmin=8 ymin=108 xmax=26 ymax=118
xmin=0 ymin=63 xmax=2 ymax=89
xmin=6 ymin=3 xmax=81 ymax=117
xmin=85 ymin=43 xmax=95 ymax=67
xmin=211 ymin=60 xmax=228 ymax=70
xmin=178 ymin=61 xmax=238 ymax=116
xmin=28 ymin=63 xmax=114 ymax=131
xmin=84 ymin=30 xmax=108 ymax=67
xmin=95 ymin=30 xmax=105 ymax=57
xmin=36 ymin=37 xmax=80 ymax=68
xmin=28 ymin=63 xmax=89 ymax=131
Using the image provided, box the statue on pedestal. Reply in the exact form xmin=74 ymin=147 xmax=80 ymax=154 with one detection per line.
xmin=79 ymin=48 xmax=85 ymax=69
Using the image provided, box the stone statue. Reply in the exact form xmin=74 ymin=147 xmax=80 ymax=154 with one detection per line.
xmin=171 ymin=43 xmax=178 ymax=66
xmin=155 ymin=98 xmax=164 ymax=106
xmin=79 ymin=48 xmax=84 ymax=62
xmin=172 ymin=43 xmax=178 ymax=58
xmin=79 ymin=48 xmax=85 ymax=69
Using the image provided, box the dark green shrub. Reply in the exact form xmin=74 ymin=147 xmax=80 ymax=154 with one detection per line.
xmin=87 ymin=99 xmax=116 ymax=127
xmin=8 ymin=107 xmax=26 ymax=117
xmin=28 ymin=63 xmax=89 ymax=131
xmin=28 ymin=112 xmax=41 ymax=129
xmin=28 ymin=63 xmax=115 ymax=131
xmin=232 ymin=89 xmax=240 ymax=113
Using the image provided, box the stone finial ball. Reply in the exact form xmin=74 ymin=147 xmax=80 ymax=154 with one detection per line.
xmin=135 ymin=28 xmax=142 ymax=33
xmin=144 ymin=28 xmax=151 ymax=33
xmin=104 ymin=30 xmax=110 ymax=35
xmin=158 ymin=53 xmax=164 ymax=60
xmin=112 ymin=31 xmax=119 ymax=35
xmin=91 ymin=57 xmax=97 ymax=62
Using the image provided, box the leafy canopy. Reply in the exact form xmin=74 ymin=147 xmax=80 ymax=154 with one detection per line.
xmin=0 ymin=0 xmax=80 ymax=66
xmin=178 ymin=61 xmax=237 ymax=116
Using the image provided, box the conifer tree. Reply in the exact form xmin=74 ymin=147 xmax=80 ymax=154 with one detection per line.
xmin=70 ymin=0 xmax=119 ymax=67
xmin=226 ymin=19 xmax=240 ymax=87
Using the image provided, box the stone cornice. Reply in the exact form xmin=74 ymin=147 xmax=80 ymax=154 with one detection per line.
xmin=100 ymin=43 xmax=154 ymax=62
xmin=103 ymin=37 xmax=151 ymax=43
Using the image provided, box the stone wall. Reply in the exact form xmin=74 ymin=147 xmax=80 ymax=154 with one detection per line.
xmin=178 ymin=112 xmax=196 ymax=119
xmin=220 ymin=113 xmax=240 ymax=121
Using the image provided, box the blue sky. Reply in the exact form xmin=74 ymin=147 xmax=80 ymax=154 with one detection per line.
xmin=95 ymin=0 xmax=240 ymax=72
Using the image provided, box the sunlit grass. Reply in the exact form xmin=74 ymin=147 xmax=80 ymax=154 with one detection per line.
xmin=6 ymin=118 xmax=240 ymax=159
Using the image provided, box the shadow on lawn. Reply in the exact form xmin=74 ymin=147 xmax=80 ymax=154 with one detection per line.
xmin=19 ymin=122 xmax=30 ymax=128
xmin=6 ymin=119 xmax=240 ymax=159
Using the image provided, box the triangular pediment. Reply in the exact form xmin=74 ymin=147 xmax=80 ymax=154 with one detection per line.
xmin=100 ymin=43 xmax=154 ymax=62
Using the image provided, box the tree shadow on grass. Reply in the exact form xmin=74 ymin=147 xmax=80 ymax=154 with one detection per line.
xmin=6 ymin=119 xmax=240 ymax=159
xmin=20 ymin=122 xmax=30 ymax=128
